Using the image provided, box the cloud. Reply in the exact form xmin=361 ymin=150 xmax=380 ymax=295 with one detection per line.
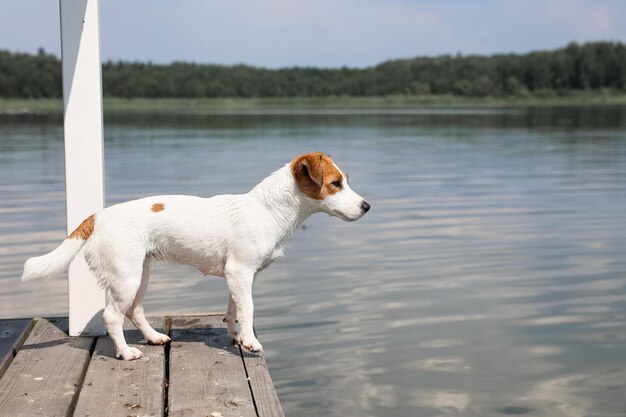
xmin=1 ymin=0 xmax=626 ymax=67
xmin=99 ymin=0 xmax=452 ymax=67
xmin=546 ymin=0 xmax=613 ymax=38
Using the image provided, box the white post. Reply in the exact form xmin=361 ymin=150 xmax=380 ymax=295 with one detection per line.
xmin=60 ymin=0 xmax=107 ymax=336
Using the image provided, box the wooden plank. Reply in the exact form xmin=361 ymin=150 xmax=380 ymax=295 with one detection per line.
xmin=0 ymin=318 xmax=94 ymax=417
xmin=169 ymin=315 xmax=255 ymax=417
xmin=73 ymin=317 xmax=165 ymax=417
xmin=0 ymin=319 xmax=33 ymax=379
xmin=241 ymin=349 xmax=285 ymax=417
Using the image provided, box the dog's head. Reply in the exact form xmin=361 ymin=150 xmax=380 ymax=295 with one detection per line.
xmin=290 ymin=152 xmax=370 ymax=221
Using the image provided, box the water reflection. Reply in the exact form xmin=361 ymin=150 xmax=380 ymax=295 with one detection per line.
xmin=1 ymin=107 xmax=625 ymax=416
xmin=410 ymin=389 xmax=470 ymax=416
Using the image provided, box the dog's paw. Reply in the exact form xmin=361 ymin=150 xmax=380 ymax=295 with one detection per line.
xmin=117 ymin=347 xmax=143 ymax=361
xmin=146 ymin=331 xmax=171 ymax=345
xmin=235 ymin=335 xmax=263 ymax=352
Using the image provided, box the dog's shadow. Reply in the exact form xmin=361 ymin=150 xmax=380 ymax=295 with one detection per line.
xmin=17 ymin=317 xmax=262 ymax=362
xmin=168 ymin=323 xmax=262 ymax=359
xmin=18 ymin=317 xmax=95 ymax=352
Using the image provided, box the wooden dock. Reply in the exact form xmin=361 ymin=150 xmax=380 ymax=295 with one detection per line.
xmin=0 ymin=313 xmax=284 ymax=417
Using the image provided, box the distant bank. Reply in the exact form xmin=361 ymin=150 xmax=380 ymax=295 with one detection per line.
xmin=2 ymin=93 xmax=626 ymax=116
xmin=1 ymin=41 xmax=625 ymax=101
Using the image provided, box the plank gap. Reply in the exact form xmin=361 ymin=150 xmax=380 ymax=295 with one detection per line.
xmin=163 ymin=316 xmax=171 ymax=417
xmin=0 ymin=318 xmax=34 ymax=380
xmin=240 ymin=343 xmax=286 ymax=417
xmin=0 ymin=318 xmax=94 ymax=416
xmin=238 ymin=344 xmax=260 ymax=417
xmin=168 ymin=315 xmax=256 ymax=417
xmin=66 ymin=336 xmax=98 ymax=416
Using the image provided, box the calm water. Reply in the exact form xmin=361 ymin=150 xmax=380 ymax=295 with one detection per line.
xmin=1 ymin=107 xmax=626 ymax=417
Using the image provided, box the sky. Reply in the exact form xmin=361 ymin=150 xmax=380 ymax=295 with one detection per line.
xmin=1 ymin=0 xmax=625 ymax=68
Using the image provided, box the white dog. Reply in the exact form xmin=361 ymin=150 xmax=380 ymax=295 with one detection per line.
xmin=22 ymin=152 xmax=370 ymax=360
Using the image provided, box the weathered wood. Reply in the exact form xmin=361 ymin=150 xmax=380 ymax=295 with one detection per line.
xmin=241 ymin=349 xmax=286 ymax=417
xmin=73 ymin=317 xmax=165 ymax=417
xmin=0 ymin=319 xmax=33 ymax=379
xmin=0 ymin=314 xmax=285 ymax=417
xmin=169 ymin=315 xmax=256 ymax=417
xmin=0 ymin=318 xmax=94 ymax=417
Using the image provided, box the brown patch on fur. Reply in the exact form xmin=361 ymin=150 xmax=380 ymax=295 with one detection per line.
xmin=151 ymin=203 xmax=165 ymax=213
xmin=68 ymin=214 xmax=95 ymax=240
xmin=290 ymin=152 xmax=344 ymax=200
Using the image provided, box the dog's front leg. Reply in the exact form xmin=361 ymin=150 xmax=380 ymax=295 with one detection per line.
xmin=225 ymin=265 xmax=263 ymax=352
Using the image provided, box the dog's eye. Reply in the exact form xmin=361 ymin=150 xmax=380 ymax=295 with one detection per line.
xmin=331 ymin=180 xmax=342 ymax=188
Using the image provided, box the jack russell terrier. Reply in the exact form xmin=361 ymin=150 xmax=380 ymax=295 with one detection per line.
xmin=22 ymin=152 xmax=370 ymax=360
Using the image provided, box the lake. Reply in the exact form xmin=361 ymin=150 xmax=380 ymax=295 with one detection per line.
xmin=1 ymin=106 xmax=625 ymax=417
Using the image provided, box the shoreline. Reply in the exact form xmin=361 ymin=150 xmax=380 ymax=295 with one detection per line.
xmin=2 ymin=93 xmax=626 ymax=115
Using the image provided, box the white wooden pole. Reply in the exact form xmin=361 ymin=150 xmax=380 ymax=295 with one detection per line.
xmin=60 ymin=0 xmax=107 ymax=336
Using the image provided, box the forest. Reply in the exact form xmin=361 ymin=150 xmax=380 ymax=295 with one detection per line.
xmin=1 ymin=41 xmax=625 ymax=99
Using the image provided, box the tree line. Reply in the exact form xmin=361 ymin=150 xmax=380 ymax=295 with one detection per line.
xmin=1 ymin=41 xmax=625 ymax=99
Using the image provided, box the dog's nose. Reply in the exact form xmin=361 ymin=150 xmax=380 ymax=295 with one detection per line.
xmin=361 ymin=201 xmax=371 ymax=213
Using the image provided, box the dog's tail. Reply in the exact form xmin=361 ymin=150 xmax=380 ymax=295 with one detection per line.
xmin=22 ymin=214 xmax=95 ymax=282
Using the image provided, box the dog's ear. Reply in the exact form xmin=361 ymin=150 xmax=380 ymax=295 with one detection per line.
xmin=301 ymin=154 xmax=324 ymax=187
xmin=291 ymin=153 xmax=326 ymax=198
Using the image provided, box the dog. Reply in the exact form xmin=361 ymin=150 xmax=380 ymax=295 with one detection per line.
xmin=22 ymin=152 xmax=370 ymax=360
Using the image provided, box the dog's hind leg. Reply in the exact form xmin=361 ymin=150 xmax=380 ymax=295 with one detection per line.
xmin=95 ymin=254 xmax=145 ymax=361
xmin=103 ymin=278 xmax=143 ymax=360
xmin=126 ymin=259 xmax=170 ymax=345
xmin=85 ymin=233 xmax=149 ymax=360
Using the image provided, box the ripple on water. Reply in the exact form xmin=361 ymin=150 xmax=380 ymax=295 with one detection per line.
xmin=2 ymin=110 xmax=626 ymax=417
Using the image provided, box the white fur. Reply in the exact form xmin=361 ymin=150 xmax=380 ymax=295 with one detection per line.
xmin=22 ymin=160 xmax=368 ymax=360
xmin=22 ymin=238 xmax=85 ymax=281
xmin=320 ymin=162 xmax=367 ymax=221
